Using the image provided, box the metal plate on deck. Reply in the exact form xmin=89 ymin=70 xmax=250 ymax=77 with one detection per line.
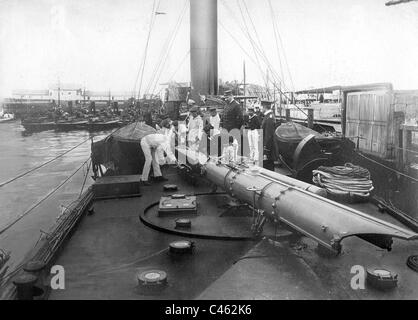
xmin=93 ymin=175 xmax=141 ymax=199
xmin=158 ymin=195 xmax=197 ymax=216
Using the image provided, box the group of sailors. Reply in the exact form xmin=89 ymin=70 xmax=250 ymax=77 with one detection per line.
xmin=140 ymin=90 xmax=276 ymax=185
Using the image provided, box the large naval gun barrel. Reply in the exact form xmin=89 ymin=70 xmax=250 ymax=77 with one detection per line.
xmin=177 ymin=148 xmax=418 ymax=253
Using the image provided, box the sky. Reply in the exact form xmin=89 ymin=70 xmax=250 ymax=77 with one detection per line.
xmin=1 ymin=0 xmax=418 ymax=99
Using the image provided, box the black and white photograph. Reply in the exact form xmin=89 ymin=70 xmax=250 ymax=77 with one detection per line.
xmin=0 ymin=0 xmax=418 ymax=306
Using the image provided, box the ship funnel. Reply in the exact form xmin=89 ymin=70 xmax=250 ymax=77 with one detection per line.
xmin=190 ymin=0 xmax=218 ymax=101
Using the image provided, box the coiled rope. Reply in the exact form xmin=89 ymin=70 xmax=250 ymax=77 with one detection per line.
xmin=313 ymin=163 xmax=374 ymax=198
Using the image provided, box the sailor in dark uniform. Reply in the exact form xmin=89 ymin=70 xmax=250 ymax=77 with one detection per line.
xmin=261 ymin=101 xmax=276 ymax=170
xmin=143 ymin=105 xmax=153 ymax=127
xmin=221 ymin=90 xmax=243 ymax=159
xmin=222 ymin=90 xmax=243 ymax=132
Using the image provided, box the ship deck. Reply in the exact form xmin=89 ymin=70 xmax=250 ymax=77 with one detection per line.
xmin=49 ymin=167 xmax=418 ymax=300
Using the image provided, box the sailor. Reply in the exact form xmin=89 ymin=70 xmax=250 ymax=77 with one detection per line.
xmin=187 ymin=105 xmax=203 ymax=153
xmin=245 ymin=106 xmax=261 ymax=165
xmin=143 ymin=105 xmax=153 ymax=127
xmin=207 ymin=106 xmax=220 ymax=137
xmin=158 ymin=118 xmax=174 ymax=139
xmin=255 ymin=105 xmax=262 ymax=122
xmin=221 ymin=136 xmax=237 ymax=164
xmin=222 ymin=90 xmax=243 ymax=160
xmin=140 ymin=133 xmax=177 ymax=186
xmin=202 ymin=106 xmax=221 ymax=157
xmin=261 ymin=101 xmax=276 ymax=171
xmin=222 ymin=90 xmax=243 ymax=132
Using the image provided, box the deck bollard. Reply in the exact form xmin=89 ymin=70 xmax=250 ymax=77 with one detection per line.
xmin=12 ymin=273 xmax=38 ymax=300
xmin=23 ymin=260 xmax=47 ymax=299
xmin=307 ymin=109 xmax=314 ymax=129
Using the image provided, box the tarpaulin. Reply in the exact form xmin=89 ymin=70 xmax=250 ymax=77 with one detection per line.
xmin=92 ymin=122 xmax=156 ymax=175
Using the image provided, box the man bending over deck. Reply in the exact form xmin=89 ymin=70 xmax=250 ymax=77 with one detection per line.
xmin=140 ymin=133 xmax=177 ymax=186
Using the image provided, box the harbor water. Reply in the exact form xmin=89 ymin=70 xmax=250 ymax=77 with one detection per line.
xmin=0 ymin=121 xmax=112 ymax=273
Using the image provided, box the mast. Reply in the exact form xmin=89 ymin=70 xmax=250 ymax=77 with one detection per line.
xmin=190 ymin=0 xmax=218 ymax=101
xmin=279 ymin=81 xmax=282 ymax=117
xmin=58 ymin=83 xmax=60 ymax=109
xmin=273 ymin=81 xmax=276 ymax=116
xmin=83 ymin=86 xmax=86 ymax=108
xmin=243 ymin=61 xmax=246 ymax=110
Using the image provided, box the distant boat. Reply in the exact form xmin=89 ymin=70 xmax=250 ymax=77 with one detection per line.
xmin=21 ymin=117 xmax=125 ymax=132
xmin=21 ymin=118 xmax=56 ymax=131
xmin=0 ymin=112 xmax=15 ymax=123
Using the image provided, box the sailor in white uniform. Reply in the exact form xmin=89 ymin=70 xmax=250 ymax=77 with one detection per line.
xmin=140 ymin=133 xmax=177 ymax=186
xmin=158 ymin=118 xmax=174 ymax=140
xmin=187 ymin=105 xmax=203 ymax=153
xmin=208 ymin=107 xmax=220 ymax=137
xmin=245 ymin=106 xmax=261 ymax=165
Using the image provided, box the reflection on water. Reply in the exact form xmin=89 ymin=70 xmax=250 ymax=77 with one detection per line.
xmin=0 ymin=121 xmax=112 ymax=272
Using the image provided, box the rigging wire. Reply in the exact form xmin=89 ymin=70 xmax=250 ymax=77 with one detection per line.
xmin=233 ymin=2 xmax=333 ymax=133
xmin=356 ymin=152 xmax=418 ymax=183
xmin=79 ymin=158 xmax=92 ymax=197
xmin=0 ymin=158 xmax=91 ymax=236
xmin=235 ymin=0 xmax=269 ymax=86
xmin=151 ymin=3 xmax=188 ymax=95
xmin=219 ymin=21 xmax=267 ymax=86
xmin=231 ymin=0 xmax=329 ymax=128
xmin=0 ymin=137 xmax=91 ymax=188
xmin=267 ymin=0 xmax=285 ymax=86
xmin=267 ymin=0 xmax=295 ymax=91
xmin=137 ymin=0 xmax=161 ymax=100
xmin=153 ymin=49 xmax=190 ymax=97
xmin=237 ymin=0 xmax=296 ymax=99
xmin=235 ymin=0 xmax=289 ymax=96
xmin=132 ymin=0 xmax=158 ymax=96
xmin=0 ymin=161 xmax=93 ymax=285
xmin=392 ymin=145 xmax=418 ymax=155
xmin=145 ymin=0 xmax=187 ymax=93
xmin=224 ymin=0 xmax=305 ymax=114
xmin=0 ymin=128 xmax=123 ymax=285
xmin=242 ymin=0 xmax=273 ymax=75
xmin=220 ymin=0 xmax=267 ymax=86
xmin=146 ymin=0 xmax=188 ymax=95
xmin=237 ymin=1 xmax=277 ymax=78
xmin=144 ymin=4 xmax=177 ymax=94
xmin=0 ymin=124 xmax=123 ymax=189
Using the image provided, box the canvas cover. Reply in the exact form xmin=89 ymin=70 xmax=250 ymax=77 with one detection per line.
xmin=275 ymin=122 xmax=321 ymax=143
xmin=92 ymin=122 xmax=156 ymax=175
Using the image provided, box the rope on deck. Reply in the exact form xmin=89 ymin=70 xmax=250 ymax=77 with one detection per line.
xmin=312 ymin=163 xmax=374 ymax=198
